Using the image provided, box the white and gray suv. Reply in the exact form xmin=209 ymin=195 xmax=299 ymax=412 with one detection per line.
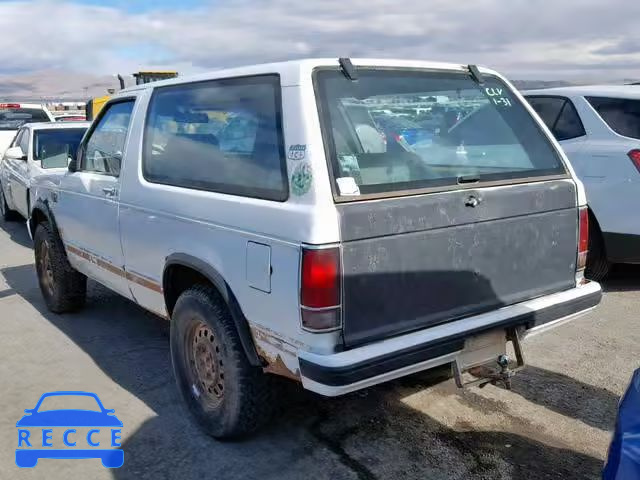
xmin=26 ymin=59 xmax=601 ymax=438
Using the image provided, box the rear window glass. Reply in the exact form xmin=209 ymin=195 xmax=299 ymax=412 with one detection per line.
xmin=34 ymin=128 xmax=87 ymax=168
xmin=0 ymin=108 xmax=50 ymax=130
xmin=526 ymin=96 xmax=586 ymax=141
xmin=315 ymin=69 xmax=566 ymax=197
xmin=586 ymin=97 xmax=640 ymax=140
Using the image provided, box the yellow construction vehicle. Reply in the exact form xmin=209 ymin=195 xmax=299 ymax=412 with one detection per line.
xmin=132 ymin=71 xmax=178 ymax=85
xmin=86 ymin=71 xmax=178 ymax=120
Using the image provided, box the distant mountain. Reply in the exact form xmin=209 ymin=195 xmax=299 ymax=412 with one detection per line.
xmin=511 ymin=80 xmax=576 ymax=90
xmin=0 ymin=70 xmax=129 ymax=102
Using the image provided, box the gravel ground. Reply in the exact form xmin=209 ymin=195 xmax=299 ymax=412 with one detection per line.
xmin=0 ymin=218 xmax=637 ymax=480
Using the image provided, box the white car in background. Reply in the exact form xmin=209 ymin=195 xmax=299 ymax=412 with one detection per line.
xmin=525 ymin=86 xmax=640 ymax=280
xmin=0 ymin=103 xmax=55 ymax=154
xmin=0 ymin=122 xmax=89 ymax=220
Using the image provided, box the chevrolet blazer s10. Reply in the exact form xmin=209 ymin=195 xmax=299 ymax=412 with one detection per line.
xmin=28 ymin=58 xmax=602 ymax=438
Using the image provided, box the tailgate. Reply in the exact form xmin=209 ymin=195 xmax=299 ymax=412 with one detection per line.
xmin=338 ymin=179 xmax=578 ymax=346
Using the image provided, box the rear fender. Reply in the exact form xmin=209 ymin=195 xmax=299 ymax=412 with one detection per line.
xmin=163 ymin=254 xmax=263 ymax=368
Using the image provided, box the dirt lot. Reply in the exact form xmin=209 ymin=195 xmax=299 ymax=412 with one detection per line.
xmin=0 ymin=218 xmax=637 ymax=480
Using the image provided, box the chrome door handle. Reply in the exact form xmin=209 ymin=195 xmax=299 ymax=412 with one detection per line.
xmin=102 ymin=187 xmax=117 ymax=197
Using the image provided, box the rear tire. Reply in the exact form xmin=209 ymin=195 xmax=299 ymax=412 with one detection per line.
xmin=170 ymin=284 xmax=274 ymax=439
xmin=33 ymin=222 xmax=87 ymax=313
xmin=0 ymin=186 xmax=18 ymax=221
xmin=585 ymin=213 xmax=610 ymax=282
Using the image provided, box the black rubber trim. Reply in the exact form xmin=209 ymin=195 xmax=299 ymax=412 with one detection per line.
xmin=299 ymin=286 xmax=601 ymax=387
xmin=603 ymin=232 xmax=640 ymax=263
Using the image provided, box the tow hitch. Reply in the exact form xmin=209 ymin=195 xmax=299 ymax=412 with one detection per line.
xmin=453 ymin=327 xmax=526 ymax=389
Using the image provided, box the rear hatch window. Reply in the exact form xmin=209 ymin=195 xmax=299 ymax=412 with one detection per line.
xmin=0 ymin=105 xmax=50 ymax=130
xmin=586 ymin=97 xmax=640 ymax=140
xmin=315 ymin=69 xmax=566 ymax=198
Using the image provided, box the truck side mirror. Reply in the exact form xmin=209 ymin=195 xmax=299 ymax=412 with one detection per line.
xmin=5 ymin=146 xmax=26 ymax=161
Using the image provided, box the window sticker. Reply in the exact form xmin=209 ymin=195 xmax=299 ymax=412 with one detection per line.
xmin=484 ymin=87 xmax=513 ymax=108
xmin=337 ymin=154 xmax=362 ymax=184
xmin=291 ymin=162 xmax=313 ymax=196
xmin=336 ymin=177 xmax=361 ymax=196
xmin=287 ymin=144 xmax=306 ymax=161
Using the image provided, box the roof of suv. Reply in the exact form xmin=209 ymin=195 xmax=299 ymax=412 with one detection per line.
xmin=118 ymin=58 xmax=502 ymax=94
xmin=524 ymin=85 xmax=640 ymax=99
xmin=22 ymin=121 xmax=91 ymax=130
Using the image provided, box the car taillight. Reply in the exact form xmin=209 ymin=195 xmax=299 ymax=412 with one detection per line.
xmin=300 ymin=246 xmax=341 ymax=331
xmin=577 ymin=207 xmax=589 ymax=271
xmin=628 ymin=150 xmax=640 ymax=173
xmin=0 ymin=103 xmax=20 ymax=109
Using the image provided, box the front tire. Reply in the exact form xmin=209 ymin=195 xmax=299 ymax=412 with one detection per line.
xmin=34 ymin=222 xmax=87 ymax=313
xmin=170 ymin=285 xmax=274 ymax=439
xmin=0 ymin=185 xmax=18 ymax=221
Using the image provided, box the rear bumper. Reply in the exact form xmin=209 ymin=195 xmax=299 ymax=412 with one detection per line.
xmin=298 ymin=281 xmax=601 ymax=396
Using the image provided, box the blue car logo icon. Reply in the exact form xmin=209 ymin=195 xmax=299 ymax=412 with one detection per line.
xmin=16 ymin=391 xmax=123 ymax=468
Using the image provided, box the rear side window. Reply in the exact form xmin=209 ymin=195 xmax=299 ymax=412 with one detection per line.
xmin=0 ymin=107 xmax=50 ymax=130
xmin=315 ymin=69 xmax=566 ymax=198
xmin=586 ymin=97 xmax=640 ymax=140
xmin=143 ymin=75 xmax=287 ymax=201
xmin=526 ymin=97 xmax=565 ymax=127
xmin=526 ymin=96 xmax=585 ymax=141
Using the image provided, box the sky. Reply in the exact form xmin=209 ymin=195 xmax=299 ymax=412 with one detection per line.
xmin=0 ymin=0 xmax=638 ymax=98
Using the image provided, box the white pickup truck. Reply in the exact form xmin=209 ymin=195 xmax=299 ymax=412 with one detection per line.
xmin=28 ymin=58 xmax=602 ymax=438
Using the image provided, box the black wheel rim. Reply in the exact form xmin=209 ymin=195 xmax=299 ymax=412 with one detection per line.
xmin=36 ymin=239 xmax=55 ymax=298
xmin=185 ymin=320 xmax=225 ymax=408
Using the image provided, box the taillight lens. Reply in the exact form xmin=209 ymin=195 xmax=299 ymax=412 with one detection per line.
xmin=577 ymin=207 xmax=589 ymax=270
xmin=300 ymin=247 xmax=341 ymax=331
xmin=628 ymin=150 xmax=640 ymax=173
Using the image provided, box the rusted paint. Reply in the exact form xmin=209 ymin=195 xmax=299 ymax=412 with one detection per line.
xmin=251 ymin=324 xmax=305 ymax=350
xmin=251 ymin=325 xmax=301 ymax=354
xmin=251 ymin=326 xmax=301 ymax=381
xmin=254 ymin=342 xmax=300 ymax=381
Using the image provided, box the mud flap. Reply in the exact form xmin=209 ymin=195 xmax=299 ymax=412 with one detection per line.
xmin=453 ymin=327 xmax=525 ymax=389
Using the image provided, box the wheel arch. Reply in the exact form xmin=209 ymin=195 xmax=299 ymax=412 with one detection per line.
xmin=29 ymin=198 xmax=60 ymax=242
xmin=162 ymin=253 xmax=262 ymax=367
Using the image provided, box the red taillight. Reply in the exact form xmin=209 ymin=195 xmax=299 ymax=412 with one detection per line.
xmin=0 ymin=103 xmax=20 ymax=109
xmin=628 ymin=150 xmax=640 ymax=173
xmin=301 ymin=247 xmax=341 ymax=330
xmin=301 ymin=247 xmax=340 ymax=308
xmin=577 ymin=207 xmax=589 ymax=270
